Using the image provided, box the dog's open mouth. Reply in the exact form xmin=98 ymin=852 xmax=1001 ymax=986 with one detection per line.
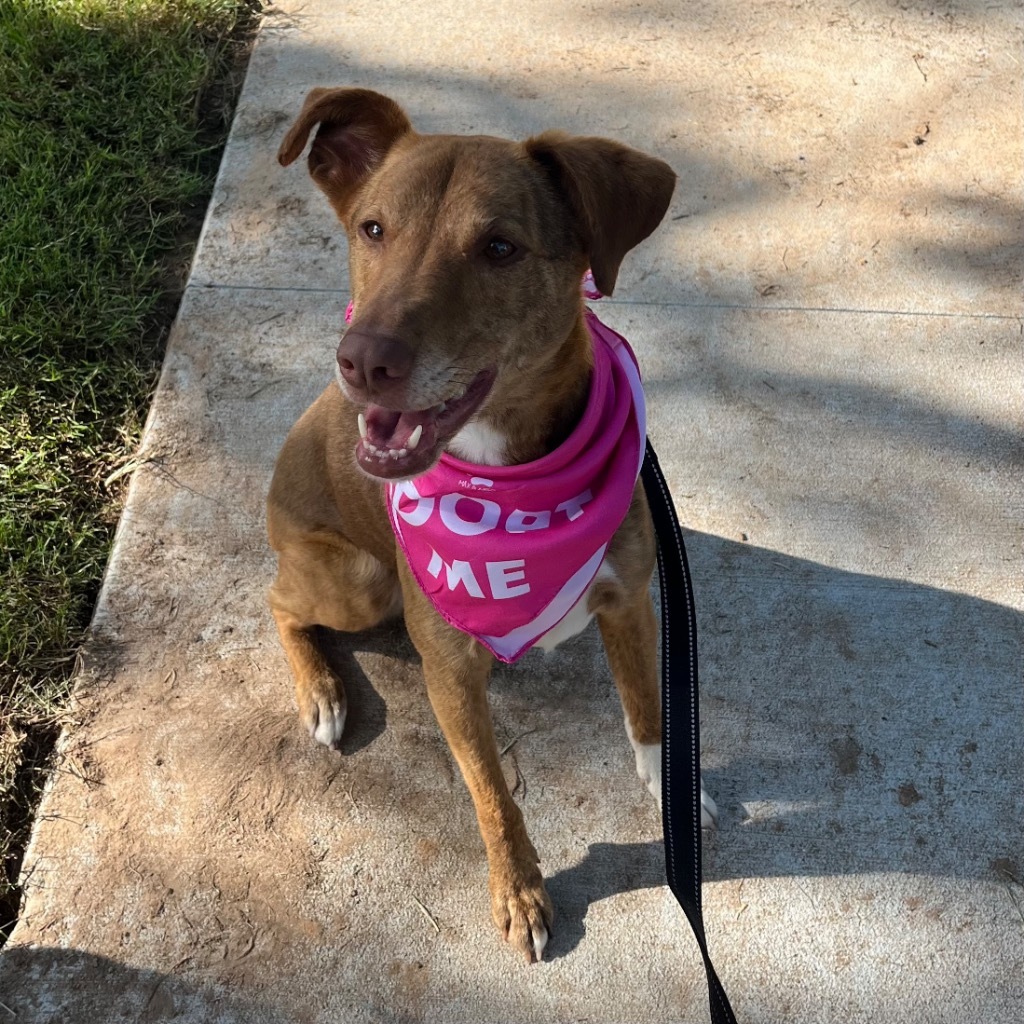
xmin=354 ymin=368 xmax=496 ymax=479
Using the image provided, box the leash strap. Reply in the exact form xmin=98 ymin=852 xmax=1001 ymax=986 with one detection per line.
xmin=640 ymin=438 xmax=738 ymax=1024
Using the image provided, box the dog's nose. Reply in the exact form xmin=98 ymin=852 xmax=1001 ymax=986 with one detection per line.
xmin=336 ymin=329 xmax=413 ymax=392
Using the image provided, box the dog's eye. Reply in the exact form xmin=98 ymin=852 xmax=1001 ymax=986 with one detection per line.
xmin=484 ymin=237 xmax=517 ymax=262
xmin=362 ymin=220 xmax=384 ymax=242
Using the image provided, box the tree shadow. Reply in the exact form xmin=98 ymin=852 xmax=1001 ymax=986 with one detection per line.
xmin=684 ymin=531 xmax=1023 ymax=886
xmin=486 ymin=525 xmax=1023 ymax=958
xmin=0 ymin=946 xmax=290 ymax=1024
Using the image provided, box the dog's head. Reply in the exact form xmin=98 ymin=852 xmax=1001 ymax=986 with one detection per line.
xmin=279 ymin=87 xmax=675 ymax=480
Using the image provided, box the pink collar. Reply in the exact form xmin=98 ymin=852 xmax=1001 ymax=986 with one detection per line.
xmin=387 ymin=310 xmax=645 ymax=662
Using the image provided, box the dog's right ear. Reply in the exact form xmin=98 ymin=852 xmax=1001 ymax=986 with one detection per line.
xmin=278 ymin=88 xmax=412 ymax=216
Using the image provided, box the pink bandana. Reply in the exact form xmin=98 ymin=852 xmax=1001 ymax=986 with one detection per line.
xmin=386 ymin=308 xmax=646 ymax=663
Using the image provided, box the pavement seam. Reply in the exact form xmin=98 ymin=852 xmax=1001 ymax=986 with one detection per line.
xmin=184 ymin=281 xmax=1023 ymax=322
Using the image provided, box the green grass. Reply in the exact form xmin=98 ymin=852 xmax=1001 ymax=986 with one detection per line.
xmin=0 ymin=0 xmax=261 ymax=941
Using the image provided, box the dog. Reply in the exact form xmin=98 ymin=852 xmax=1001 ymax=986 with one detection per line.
xmin=267 ymin=87 xmax=716 ymax=964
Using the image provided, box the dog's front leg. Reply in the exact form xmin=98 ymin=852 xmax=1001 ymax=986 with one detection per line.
xmin=399 ymin=564 xmax=553 ymax=963
xmin=598 ymin=586 xmax=719 ymax=829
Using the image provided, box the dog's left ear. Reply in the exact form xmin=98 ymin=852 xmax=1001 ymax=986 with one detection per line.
xmin=525 ymin=133 xmax=676 ymax=297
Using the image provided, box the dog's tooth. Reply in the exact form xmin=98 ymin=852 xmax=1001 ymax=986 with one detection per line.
xmin=407 ymin=425 xmax=423 ymax=451
xmin=396 ymin=448 xmax=408 ymax=458
xmin=357 ymin=412 xmax=367 ymax=440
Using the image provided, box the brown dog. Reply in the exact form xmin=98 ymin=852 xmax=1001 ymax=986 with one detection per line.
xmin=267 ymin=87 xmax=715 ymax=963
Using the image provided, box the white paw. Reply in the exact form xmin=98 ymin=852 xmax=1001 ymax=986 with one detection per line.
xmin=625 ymin=718 xmax=719 ymax=829
xmin=532 ymin=923 xmax=549 ymax=962
xmin=625 ymin=716 xmax=663 ymax=810
xmin=700 ymin=782 xmax=719 ymax=830
xmin=304 ymin=693 xmax=346 ymax=748
xmin=633 ymin=740 xmax=664 ymax=810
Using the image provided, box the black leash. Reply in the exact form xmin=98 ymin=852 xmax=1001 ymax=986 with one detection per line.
xmin=641 ymin=438 xmax=738 ymax=1024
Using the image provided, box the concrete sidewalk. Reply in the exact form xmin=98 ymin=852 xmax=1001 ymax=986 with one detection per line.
xmin=2 ymin=2 xmax=1022 ymax=1021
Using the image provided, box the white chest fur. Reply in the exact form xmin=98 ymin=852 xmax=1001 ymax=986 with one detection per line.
xmin=449 ymin=421 xmax=507 ymax=465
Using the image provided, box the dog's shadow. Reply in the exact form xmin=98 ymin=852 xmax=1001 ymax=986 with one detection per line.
xmin=544 ymin=840 xmax=665 ymax=959
xmin=316 ymin=619 xmax=417 ymax=755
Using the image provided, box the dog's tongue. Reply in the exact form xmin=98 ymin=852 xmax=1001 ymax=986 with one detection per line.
xmin=358 ymin=404 xmax=442 ymax=480
xmin=363 ymin=405 xmax=435 ymax=450
xmin=356 ymin=369 xmax=495 ymax=479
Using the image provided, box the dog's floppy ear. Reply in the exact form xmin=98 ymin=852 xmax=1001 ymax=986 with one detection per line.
xmin=278 ymin=87 xmax=413 ymax=216
xmin=525 ymin=132 xmax=676 ymax=296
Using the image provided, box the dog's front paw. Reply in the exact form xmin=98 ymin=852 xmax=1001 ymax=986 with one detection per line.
xmin=297 ymin=678 xmax=347 ymax=749
xmin=630 ymin=735 xmax=719 ymax=830
xmin=632 ymin=739 xmax=662 ymax=809
xmin=700 ymin=782 xmax=718 ymax=830
xmin=489 ymin=859 xmax=553 ymax=964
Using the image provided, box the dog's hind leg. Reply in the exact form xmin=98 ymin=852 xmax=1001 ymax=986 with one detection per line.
xmin=269 ymin=532 xmax=401 ymax=748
